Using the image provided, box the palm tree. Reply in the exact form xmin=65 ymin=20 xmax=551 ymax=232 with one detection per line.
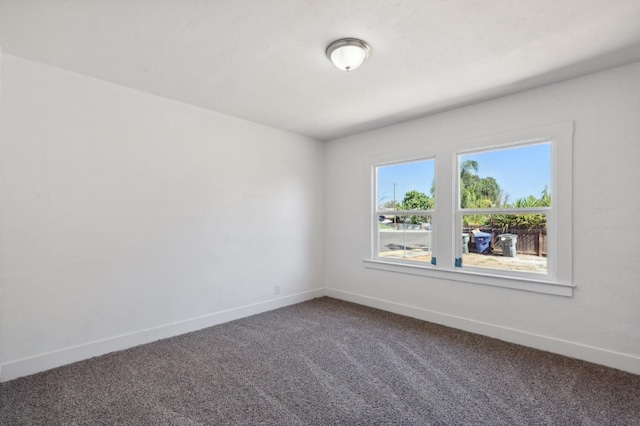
xmin=460 ymin=160 xmax=479 ymax=182
xmin=539 ymin=185 xmax=551 ymax=207
xmin=460 ymin=160 xmax=479 ymax=209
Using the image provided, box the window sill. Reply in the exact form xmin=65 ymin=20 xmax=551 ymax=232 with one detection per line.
xmin=363 ymin=259 xmax=574 ymax=297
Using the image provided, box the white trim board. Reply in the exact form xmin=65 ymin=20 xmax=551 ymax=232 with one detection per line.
xmin=325 ymin=288 xmax=640 ymax=375
xmin=0 ymin=289 xmax=324 ymax=383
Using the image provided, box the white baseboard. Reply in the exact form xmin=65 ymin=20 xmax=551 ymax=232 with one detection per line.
xmin=0 ymin=289 xmax=324 ymax=382
xmin=4 ymin=287 xmax=638 ymax=382
xmin=325 ymin=288 xmax=640 ymax=375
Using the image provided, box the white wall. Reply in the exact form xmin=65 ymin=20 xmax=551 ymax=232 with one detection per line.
xmin=1 ymin=53 xmax=638 ymax=382
xmin=325 ymin=62 xmax=640 ymax=373
xmin=0 ymin=55 xmax=325 ymax=381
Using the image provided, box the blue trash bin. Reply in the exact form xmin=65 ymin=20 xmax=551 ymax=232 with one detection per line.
xmin=474 ymin=232 xmax=493 ymax=254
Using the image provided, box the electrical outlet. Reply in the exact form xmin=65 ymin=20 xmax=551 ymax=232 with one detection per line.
xmin=275 ymin=285 xmax=280 ymax=295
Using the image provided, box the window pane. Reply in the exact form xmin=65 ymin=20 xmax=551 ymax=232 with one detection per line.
xmin=459 ymin=143 xmax=551 ymax=209
xmin=461 ymin=215 xmax=547 ymax=274
xmin=378 ymin=215 xmax=432 ymax=263
xmin=378 ymin=159 xmax=435 ymax=211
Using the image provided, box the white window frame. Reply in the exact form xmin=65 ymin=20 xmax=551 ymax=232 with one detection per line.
xmin=373 ymin=157 xmax=436 ymax=266
xmin=364 ymin=121 xmax=574 ymax=297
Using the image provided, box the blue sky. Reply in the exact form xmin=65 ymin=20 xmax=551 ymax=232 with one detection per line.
xmin=378 ymin=143 xmax=551 ymax=205
xmin=378 ymin=159 xmax=434 ymax=206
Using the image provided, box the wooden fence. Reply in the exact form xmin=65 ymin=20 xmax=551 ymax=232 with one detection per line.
xmin=465 ymin=227 xmax=547 ymax=256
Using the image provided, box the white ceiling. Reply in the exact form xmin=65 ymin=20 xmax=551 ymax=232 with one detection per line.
xmin=1 ymin=0 xmax=639 ymax=141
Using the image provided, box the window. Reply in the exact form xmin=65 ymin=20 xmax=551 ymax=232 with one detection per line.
xmin=366 ymin=122 xmax=574 ymax=296
xmin=374 ymin=159 xmax=435 ymax=265
xmin=457 ymin=143 xmax=551 ymax=277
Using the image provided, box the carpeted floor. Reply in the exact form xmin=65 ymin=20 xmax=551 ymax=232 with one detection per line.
xmin=1 ymin=297 xmax=639 ymax=425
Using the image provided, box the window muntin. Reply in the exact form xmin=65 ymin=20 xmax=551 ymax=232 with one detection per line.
xmin=456 ymin=142 xmax=552 ymax=277
xmin=375 ymin=159 xmax=435 ymax=264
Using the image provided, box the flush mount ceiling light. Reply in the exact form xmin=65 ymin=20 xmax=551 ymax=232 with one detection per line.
xmin=326 ymin=38 xmax=371 ymax=72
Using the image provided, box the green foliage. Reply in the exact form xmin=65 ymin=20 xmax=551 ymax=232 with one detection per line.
xmin=491 ymin=186 xmax=551 ymax=231
xmin=460 ymin=160 xmax=501 ymax=226
xmin=393 ymin=163 xmax=551 ymax=229
xmin=460 ymin=160 xmax=479 ymax=184
xmin=460 ymin=160 xmax=502 ymax=210
xmin=397 ymin=190 xmax=434 ymax=224
xmin=399 ymin=190 xmax=434 ymax=211
xmin=463 ymin=213 xmax=490 ymax=227
xmin=471 ymin=177 xmax=501 ymax=205
xmin=460 ymin=161 xmax=550 ymax=229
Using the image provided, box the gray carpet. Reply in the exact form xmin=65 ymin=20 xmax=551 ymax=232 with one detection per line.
xmin=1 ymin=297 xmax=639 ymax=425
